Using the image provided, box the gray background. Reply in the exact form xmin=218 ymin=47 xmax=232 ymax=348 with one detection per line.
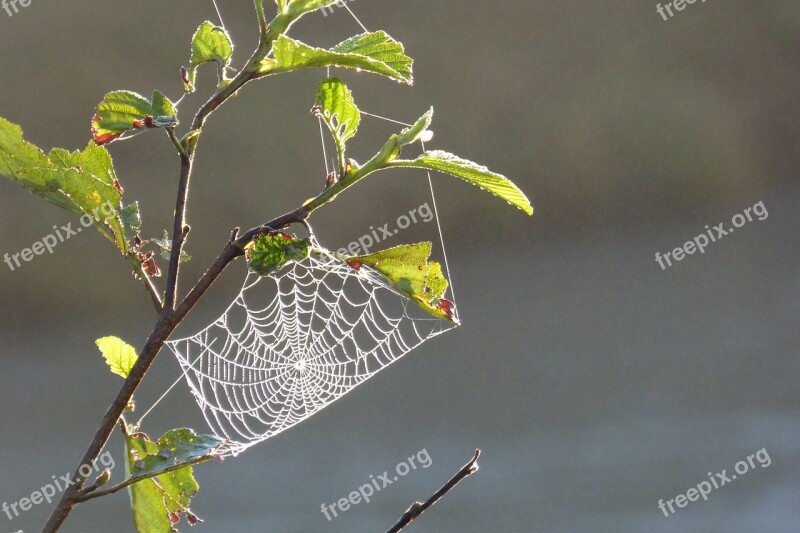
xmin=1 ymin=1 xmax=799 ymax=532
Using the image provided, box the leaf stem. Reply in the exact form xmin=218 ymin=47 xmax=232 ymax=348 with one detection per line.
xmin=254 ymin=0 xmax=269 ymax=41
xmin=166 ymin=127 xmax=188 ymax=159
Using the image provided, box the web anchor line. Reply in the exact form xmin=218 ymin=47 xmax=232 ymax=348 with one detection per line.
xmin=332 ymin=1 xmax=457 ymax=303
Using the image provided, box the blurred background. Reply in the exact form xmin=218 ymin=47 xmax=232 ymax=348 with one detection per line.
xmin=1 ymin=1 xmax=799 ymax=531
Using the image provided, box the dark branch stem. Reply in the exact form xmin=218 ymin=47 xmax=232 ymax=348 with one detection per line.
xmin=163 ymin=154 xmax=193 ymax=310
xmin=386 ymin=449 xmax=481 ymax=533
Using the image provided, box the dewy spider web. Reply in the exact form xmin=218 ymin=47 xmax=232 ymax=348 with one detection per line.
xmin=154 ymin=1 xmax=459 ymax=456
xmin=166 ymin=241 xmax=457 ymax=456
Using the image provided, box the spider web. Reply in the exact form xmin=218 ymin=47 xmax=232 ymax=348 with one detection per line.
xmin=166 ymin=243 xmax=457 ymax=456
xmin=154 ymin=1 xmax=459 ymax=457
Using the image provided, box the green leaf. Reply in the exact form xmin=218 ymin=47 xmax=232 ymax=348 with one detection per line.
xmin=261 ymin=31 xmax=413 ymax=84
xmin=121 ymin=202 xmax=142 ymax=243
xmin=347 ymin=243 xmax=458 ymax=323
xmin=96 ymin=336 xmax=138 ymax=379
xmin=128 ymin=428 xmax=226 ymax=479
xmin=332 ymin=32 xmax=413 ymax=81
xmin=91 ymin=91 xmax=178 ymax=145
xmin=123 ymin=426 xmax=221 ymax=532
xmin=391 ymin=150 xmax=533 ymax=215
xmin=152 ymin=230 xmax=191 ymax=263
xmin=0 ymin=117 xmax=132 ymax=253
xmin=185 ymin=21 xmax=234 ymax=93
xmin=396 ymin=107 xmax=434 ymax=147
xmin=0 ymin=116 xmax=50 ymax=178
xmin=247 ymin=233 xmax=311 ymax=276
xmin=314 ymin=78 xmax=360 ymax=176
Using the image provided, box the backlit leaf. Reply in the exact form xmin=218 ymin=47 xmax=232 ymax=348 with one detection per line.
xmin=185 ymin=21 xmax=234 ymax=92
xmin=391 ymin=150 xmax=533 ymax=215
xmin=123 ymin=426 xmax=222 ymax=532
xmin=91 ymin=91 xmax=178 ymax=145
xmin=0 ymin=117 xmax=131 ymax=253
xmin=314 ymin=78 xmax=360 ymax=175
xmin=153 ymin=230 xmax=192 ymax=263
xmin=348 ymin=242 xmax=458 ymax=323
xmin=261 ymin=31 xmax=413 ymax=84
xmin=96 ymin=336 xmax=138 ymax=379
xmin=247 ymin=233 xmax=311 ymax=276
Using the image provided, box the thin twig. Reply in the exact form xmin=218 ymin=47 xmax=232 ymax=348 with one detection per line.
xmin=163 ymin=155 xmax=193 ymax=310
xmin=77 ymin=456 xmax=215 ymax=503
xmin=166 ymin=128 xmax=188 ymax=159
xmin=254 ymin=0 xmax=269 ymax=41
xmin=386 ymin=449 xmax=481 ymax=533
xmin=127 ymin=253 xmax=162 ymax=311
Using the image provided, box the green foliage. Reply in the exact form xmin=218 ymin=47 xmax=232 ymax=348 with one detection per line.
xmin=124 ymin=426 xmax=223 ymax=532
xmin=260 ymin=31 xmax=413 ymax=84
xmin=96 ymin=336 xmax=139 ymax=379
xmin=91 ymin=91 xmax=178 ymax=145
xmin=247 ymin=233 xmax=311 ymax=276
xmin=314 ymin=77 xmax=361 ymax=176
xmin=185 ymin=21 xmax=234 ymax=92
xmin=347 ymin=243 xmax=457 ymax=323
xmin=391 ymin=150 xmax=534 ymax=215
xmin=153 ymin=230 xmax=192 ymax=263
xmin=121 ymin=202 xmax=143 ymax=243
xmin=309 ymin=92 xmax=533 ymax=216
xmin=0 ymin=117 xmax=132 ymax=253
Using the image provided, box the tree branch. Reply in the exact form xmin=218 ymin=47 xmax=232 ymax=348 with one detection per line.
xmin=386 ymin=449 xmax=481 ymax=533
xmin=41 ymin=6 xmax=363 ymax=531
xmin=40 ymin=206 xmax=310 ymax=532
xmin=164 ymin=154 xmax=192 ymax=311
xmin=76 ymin=456 xmax=215 ymax=504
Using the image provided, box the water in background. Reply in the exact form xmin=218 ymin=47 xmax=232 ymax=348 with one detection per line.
xmin=0 ymin=1 xmax=798 ymax=531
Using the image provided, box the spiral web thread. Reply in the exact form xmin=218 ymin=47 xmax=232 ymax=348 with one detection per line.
xmin=166 ymin=243 xmax=457 ymax=456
